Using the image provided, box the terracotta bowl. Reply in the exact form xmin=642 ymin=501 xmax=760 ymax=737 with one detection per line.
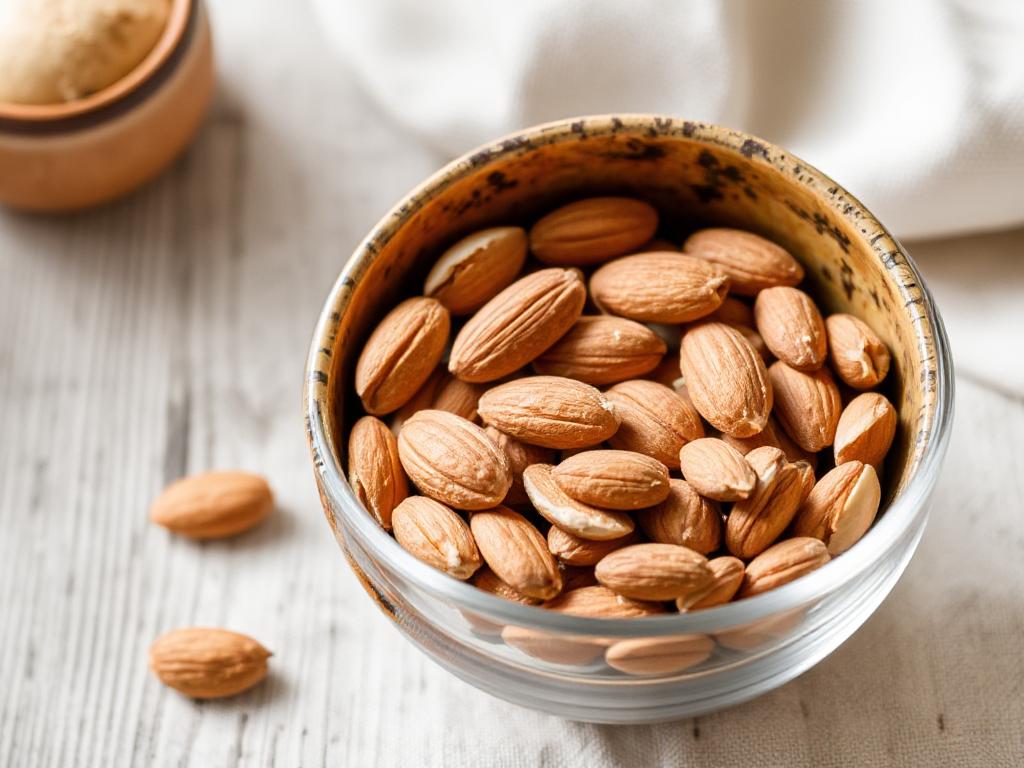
xmin=0 ymin=0 xmax=214 ymax=211
xmin=305 ymin=116 xmax=954 ymax=722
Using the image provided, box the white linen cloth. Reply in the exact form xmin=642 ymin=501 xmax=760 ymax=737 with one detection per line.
xmin=311 ymin=0 xmax=1024 ymax=240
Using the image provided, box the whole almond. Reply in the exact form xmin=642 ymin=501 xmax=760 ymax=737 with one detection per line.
xmin=149 ymin=628 xmax=271 ymax=699
xmin=679 ymin=322 xmax=773 ymax=438
xmin=150 ymin=471 xmax=273 ymax=539
xmin=472 ymin=566 xmax=540 ymax=605
xmin=595 ymin=543 xmax=713 ymax=603
xmin=529 ymin=196 xmax=658 ymax=266
xmin=739 ymin=537 xmax=830 ymax=598
xmin=397 ymin=410 xmax=511 ymax=510
xmin=825 ymin=313 xmax=891 ymax=389
xmin=348 ymin=416 xmax=408 ymax=530
xmin=431 ymin=373 xmax=487 ymax=422
xmin=834 ymin=392 xmax=897 ymax=467
xmin=605 ymin=379 xmax=704 ymax=468
xmin=500 ymin=626 xmax=606 ymax=666
xmin=355 ymin=297 xmax=450 ymax=415
xmin=590 ymin=252 xmax=729 ymax=323
xmin=547 ymin=526 xmax=639 ymax=566
xmin=392 ymin=496 xmax=482 ymax=579
xmin=734 ymin=324 xmax=772 ymax=364
xmin=706 ymin=296 xmax=755 ymax=327
xmin=388 ymin=367 xmax=445 ymax=435
xmin=678 ymin=438 xmax=756 ymax=501
xmin=605 ymin=634 xmax=714 ymax=675
xmin=424 ymin=226 xmax=528 ymax=314
xmin=553 ymin=450 xmax=671 ymax=510
xmin=753 ymin=286 xmax=827 ymax=371
xmin=470 ymin=506 xmax=562 ymax=599
xmin=523 ymin=463 xmax=635 ymax=540
xmin=684 ymin=556 xmax=745 ymax=610
xmin=542 ymin=585 xmax=665 ymax=618
xmin=683 ymin=228 xmax=804 ymax=295
xmin=793 ymin=459 xmax=817 ymax=503
xmin=636 ymin=479 xmax=721 ymax=554
xmin=559 ymin=564 xmax=600 ymax=591
xmin=533 ymin=316 xmax=666 ymax=385
xmin=719 ymin=415 xmax=818 ymax=468
xmin=726 ymin=446 xmax=803 ymax=559
xmin=769 ymin=361 xmax=842 ymax=452
xmin=449 ymin=268 xmax=586 ymax=383
xmin=792 ymin=461 xmax=881 ymax=554
xmin=485 ymin=426 xmax=556 ymax=506
xmin=478 ymin=376 xmax=619 ymax=449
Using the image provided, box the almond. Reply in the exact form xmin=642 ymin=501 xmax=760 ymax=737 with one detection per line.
xmin=714 ymin=607 xmax=806 ymax=650
xmin=388 ymin=367 xmax=444 ymax=435
xmin=605 ymin=379 xmax=704 ymax=468
xmin=718 ymin=415 xmax=818 ymax=468
xmin=605 ymin=634 xmax=714 ymax=675
xmin=472 ymin=566 xmax=540 ymax=606
xmin=355 ymin=297 xmax=450 ymax=414
xmin=734 ymin=324 xmax=773 ymax=364
xmin=793 ymin=459 xmax=817 ymax=503
xmin=738 ymin=537 xmax=830 ymax=597
xmin=150 ymin=471 xmax=273 ymax=539
xmin=547 ymin=526 xmax=639 ymax=566
xmin=529 ymin=196 xmax=658 ymax=266
xmin=431 ymin=373 xmax=487 ymax=422
xmin=559 ymin=564 xmax=600 ymax=591
xmin=706 ymin=296 xmax=754 ymax=327
xmin=684 ymin=556 xmax=745 ymax=610
xmin=424 ymin=226 xmax=528 ymax=314
xmin=595 ymin=543 xmax=713 ymax=603
xmin=391 ymin=496 xmax=482 ymax=579
xmin=678 ymin=438 xmax=756 ymax=501
xmin=791 ymin=461 xmax=881 ymax=554
xmin=470 ymin=506 xmax=562 ymax=600
xmin=834 ymin=392 xmax=897 ymax=467
xmin=825 ymin=313 xmax=891 ymax=389
xmin=679 ymin=322 xmax=773 ymax=438
xmin=149 ymin=628 xmax=271 ymax=699
xmin=683 ymin=228 xmax=804 ymax=295
xmin=532 ymin=316 xmax=666 ymax=385
xmin=500 ymin=626 xmax=605 ymax=666
xmin=590 ymin=252 xmax=729 ymax=323
xmin=636 ymin=479 xmax=721 ymax=554
xmin=644 ymin=237 xmax=680 ymax=252
xmin=552 ymin=450 xmax=671 ymax=511
xmin=753 ymin=286 xmax=827 ymax=371
xmin=542 ymin=585 xmax=665 ymax=618
xmin=348 ymin=416 xmax=408 ymax=530
xmin=725 ymin=446 xmax=803 ymax=559
xmin=769 ymin=361 xmax=842 ymax=453
xmin=477 ymin=376 xmax=619 ymax=449
xmin=449 ymin=268 xmax=586 ymax=382
xmin=522 ymin=463 xmax=635 ymax=540
xmin=397 ymin=410 xmax=512 ymax=510
xmin=485 ymin=426 xmax=556 ymax=506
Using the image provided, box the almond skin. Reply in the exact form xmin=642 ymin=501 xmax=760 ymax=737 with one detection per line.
xmin=753 ymin=287 xmax=827 ymax=371
xmin=706 ymin=296 xmax=754 ymax=327
xmin=523 ymin=463 xmax=635 ymax=540
xmin=485 ymin=426 xmax=556 ymax=506
xmin=605 ymin=634 xmax=714 ymax=675
xmin=424 ymin=226 xmax=528 ymax=315
xmin=769 ymin=361 xmax=842 ymax=453
xmin=431 ymin=373 xmax=487 ymax=422
xmin=532 ymin=315 xmax=666 ymax=385
xmin=553 ymin=450 xmax=671 ymax=511
xmin=149 ymin=628 xmax=271 ymax=699
xmin=472 ymin=566 xmax=541 ymax=605
xmin=397 ymin=410 xmax=512 ymax=510
xmin=529 ymin=196 xmax=658 ymax=266
xmin=739 ymin=537 xmax=830 ymax=598
xmin=470 ymin=506 xmax=562 ymax=600
xmin=678 ymin=437 xmax=756 ymax=501
xmin=595 ymin=543 xmax=713 ymax=603
xmin=679 ymin=322 xmax=773 ymax=438
xmin=150 ymin=471 xmax=273 ymax=539
xmin=355 ymin=297 xmax=450 ymax=415
xmin=792 ymin=461 xmax=881 ymax=554
xmin=391 ymin=496 xmax=482 ymax=579
xmin=718 ymin=415 xmax=818 ymax=468
xmin=348 ymin=416 xmax=408 ymax=530
xmin=725 ymin=446 xmax=804 ymax=559
xmin=834 ymin=392 xmax=897 ymax=467
xmin=590 ymin=252 xmax=729 ymax=323
xmin=605 ymin=379 xmax=704 ymax=468
xmin=793 ymin=460 xmax=817 ymax=503
xmin=477 ymin=375 xmax=620 ymax=449
xmin=542 ymin=585 xmax=665 ymax=618
xmin=683 ymin=228 xmax=804 ymax=295
xmin=547 ymin=526 xmax=639 ymax=566
xmin=449 ymin=268 xmax=586 ymax=382
xmin=636 ymin=479 xmax=722 ymax=554
xmin=684 ymin=556 xmax=745 ymax=610
xmin=825 ymin=313 xmax=891 ymax=389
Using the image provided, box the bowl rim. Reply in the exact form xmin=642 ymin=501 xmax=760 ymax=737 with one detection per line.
xmin=304 ymin=115 xmax=954 ymax=638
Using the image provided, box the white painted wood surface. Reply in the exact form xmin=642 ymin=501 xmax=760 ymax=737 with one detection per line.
xmin=1 ymin=1 xmax=1022 ymax=765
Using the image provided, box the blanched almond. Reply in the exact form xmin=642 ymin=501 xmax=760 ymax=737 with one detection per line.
xmin=753 ymin=286 xmax=827 ymax=371
xmin=725 ymin=446 xmax=803 ymax=559
xmin=595 ymin=543 xmax=713 ymax=603
xmin=424 ymin=226 xmax=528 ymax=314
xmin=684 ymin=556 xmax=745 ymax=610
xmin=470 ymin=506 xmax=562 ymax=600
xmin=392 ymin=496 xmax=482 ymax=579
xmin=834 ymin=392 xmax=897 ymax=467
xmin=605 ymin=379 xmax=704 ymax=468
xmin=769 ymin=361 xmax=842 ymax=453
xmin=523 ymin=464 xmax=635 ymax=540
xmin=825 ymin=313 xmax=891 ymax=389
xmin=739 ymin=537 xmax=830 ymax=597
xmin=792 ymin=461 xmax=881 ymax=554
xmin=348 ymin=416 xmax=408 ymax=530
xmin=636 ymin=479 xmax=721 ymax=554
xmin=683 ymin=228 xmax=804 ymax=295
xmin=533 ymin=316 xmax=666 ymax=385
xmin=678 ymin=438 xmax=756 ymax=501
xmin=553 ymin=450 xmax=670 ymax=510
xmin=547 ymin=526 xmax=639 ymax=566
xmin=529 ymin=197 xmax=658 ymax=266
xmin=485 ymin=426 xmax=556 ymax=506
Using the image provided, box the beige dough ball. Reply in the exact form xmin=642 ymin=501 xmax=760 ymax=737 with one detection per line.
xmin=0 ymin=0 xmax=171 ymax=105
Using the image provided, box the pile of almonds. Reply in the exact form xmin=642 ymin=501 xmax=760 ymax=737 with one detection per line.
xmin=349 ymin=196 xmax=897 ymax=627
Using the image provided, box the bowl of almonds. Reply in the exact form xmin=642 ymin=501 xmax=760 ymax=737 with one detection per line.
xmin=304 ymin=116 xmax=953 ymax=723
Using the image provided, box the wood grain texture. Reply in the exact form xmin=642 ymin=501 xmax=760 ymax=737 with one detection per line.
xmin=0 ymin=0 xmax=1023 ymax=764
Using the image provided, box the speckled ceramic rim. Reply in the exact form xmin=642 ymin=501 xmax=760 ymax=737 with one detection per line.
xmin=305 ymin=115 xmax=954 ymax=638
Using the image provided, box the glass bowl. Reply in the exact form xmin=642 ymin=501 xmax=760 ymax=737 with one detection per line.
xmin=304 ymin=116 xmax=953 ymax=724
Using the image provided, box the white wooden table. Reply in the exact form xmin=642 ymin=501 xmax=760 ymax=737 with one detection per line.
xmin=2 ymin=1 xmax=1023 ymax=765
